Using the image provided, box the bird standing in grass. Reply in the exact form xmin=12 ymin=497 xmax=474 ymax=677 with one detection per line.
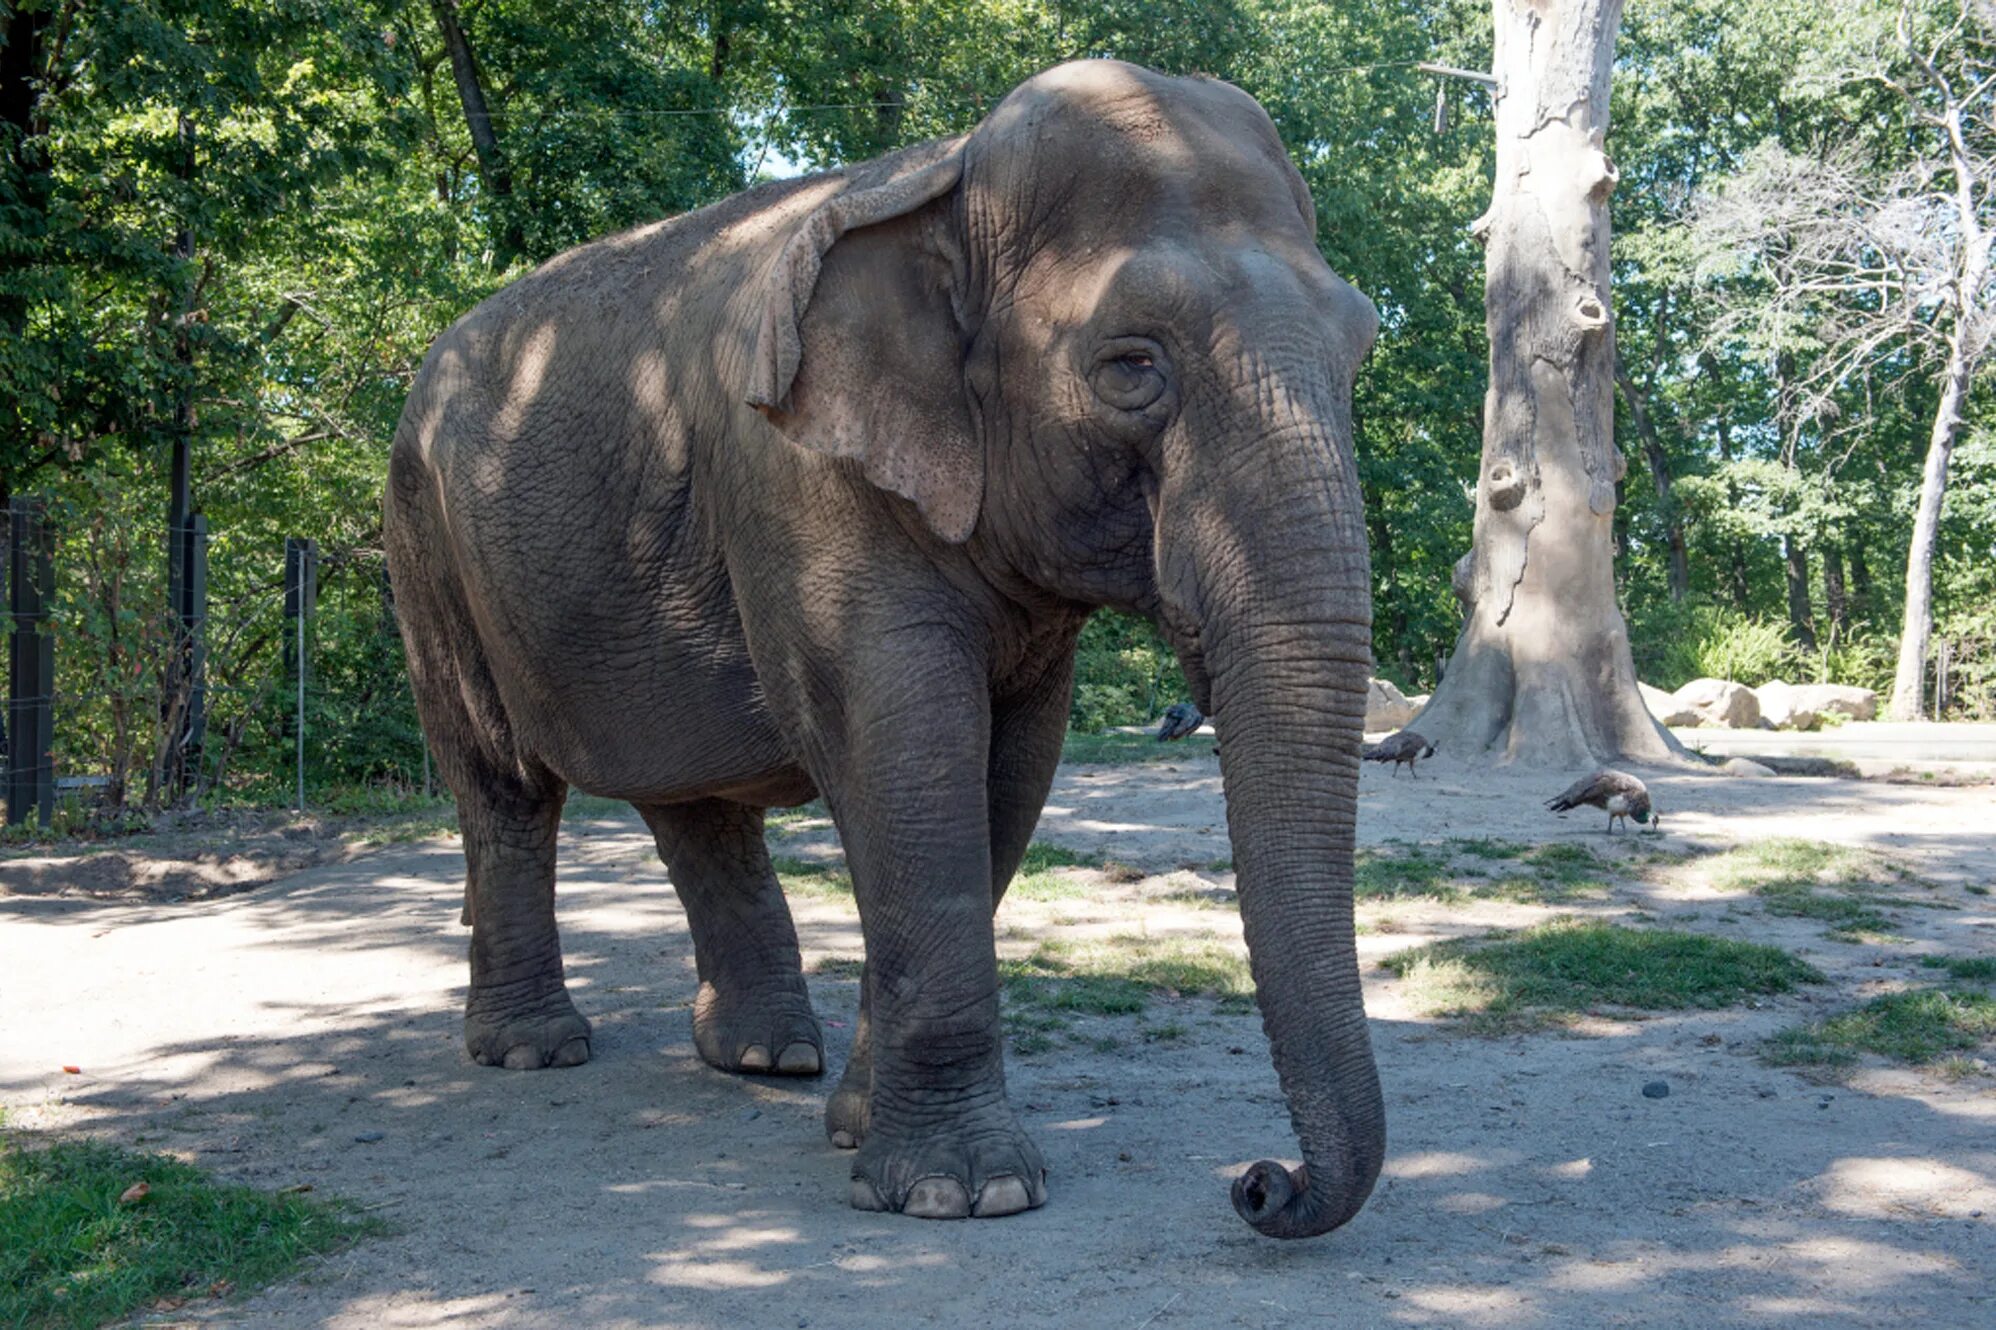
xmin=1360 ymin=729 xmax=1437 ymax=777
xmin=1546 ymin=769 xmax=1659 ymax=834
xmin=1155 ymin=701 xmax=1205 ymax=742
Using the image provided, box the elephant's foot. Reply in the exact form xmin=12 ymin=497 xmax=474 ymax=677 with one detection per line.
xmin=692 ymin=980 xmax=823 ymax=1075
xmin=465 ymin=990 xmax=592 ymax=1070
xmin=825 ymin=1062 xmax=870 ymax=1149
xmin=849 ymin=1109 xmax=1047 ymax=1219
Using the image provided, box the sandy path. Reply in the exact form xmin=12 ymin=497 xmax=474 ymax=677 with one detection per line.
xmin=3 ymin=757 xmax=1993 ymax=1328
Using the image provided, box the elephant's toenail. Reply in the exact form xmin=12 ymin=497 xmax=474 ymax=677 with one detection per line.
xmin=776 ymin=1041 xmax=822 ymax=1074
xmin=904 ymin=1176 xmax=971 ymax=1220
xmin=501 ymin=1045 xmax=541 ymax=1071
xmin=738 ymin=1044 xmax=772 ymax=1071
xmin=551 ymin=1037 xmax=591 ymax=1067
xmin=829 ymin=1129 xmax=858 ymax=1150
xmin=849 ymin=1176 xmax=888 ymax=1211
xmin=971 ymin=1175 xmax=1036 ymax=1217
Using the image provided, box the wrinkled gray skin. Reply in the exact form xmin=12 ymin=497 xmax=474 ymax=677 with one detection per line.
xmin=385 ymin=59 xmax=1381 ymax=1238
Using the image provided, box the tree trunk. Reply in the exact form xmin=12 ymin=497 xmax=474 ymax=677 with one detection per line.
xmin=431 ymin=0 xmax=525 ymax=267
xmin=1888 ymin=338 xmax=1973 ymax=720
xmin=1822 ymin=542 xmax=1848 ymax=638
xmin=1782 ymin=535 xmax=1815 ymax=651
xmin=1614 ymin=356 xmax=1688 ymax=600
xmin=1887 ymin=86 xmax=1989 ymax=722
xmin=1414 ymin=0 xmax=1678 ymax=767
xmin=1849 ymin=536 xmax=1873 ymax=616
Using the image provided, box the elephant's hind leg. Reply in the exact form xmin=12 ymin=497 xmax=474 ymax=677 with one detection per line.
xmin=457 ymin=771 xmax=592 ymax=1069
xmin=641 ymin=799 xmax=823 ymax=1076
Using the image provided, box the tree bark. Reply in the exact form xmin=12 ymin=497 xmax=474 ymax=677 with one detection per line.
xmin=1782 ymin=535 xmax=1815 ymax=651
xmin=1822 ymin=542 xmax=1848 ymax=638
xmin=1414 ymin=0 xmax=1679 ymax=766
xmin=431 ymin=0 xmax=525 ymax=267
xmin=1614 ymin=356 xmax=1689 ymax=601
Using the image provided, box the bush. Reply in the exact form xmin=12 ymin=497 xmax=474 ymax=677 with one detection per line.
xmin=1643 ymin=605 xmax=1800 ymax=690
xmin=1069 ymin=611 xmax=1184 ymax=732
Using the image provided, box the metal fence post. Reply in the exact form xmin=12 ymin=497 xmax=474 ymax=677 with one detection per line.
xmin=8 ymin=498 xmax=54 ymax=826
xmin=284 ymin=538 xmax=318 ymax=811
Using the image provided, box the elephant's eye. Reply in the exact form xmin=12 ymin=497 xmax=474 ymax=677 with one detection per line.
xmin=1091 ymin=339 xmax=1170 ymax=416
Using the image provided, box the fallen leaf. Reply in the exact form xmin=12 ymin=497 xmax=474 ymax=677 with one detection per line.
xmin=208 ymin=1279 xmax=235 ymax=1297
xmin=61 ymin=1065 xmax=80 ymax=1074
xmin=118 ymin=1181 xmax=151 ymax=1204
xmin=278 ymin=1182 xmax=314 ymax=1195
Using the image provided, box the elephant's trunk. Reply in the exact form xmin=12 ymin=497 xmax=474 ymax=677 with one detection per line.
xmin=1160 ymin=416 xmax=1383 ymax=1239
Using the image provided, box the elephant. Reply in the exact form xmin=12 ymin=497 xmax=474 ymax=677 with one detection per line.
xmin=384 ymin=58 xmax=1382 ymax=1238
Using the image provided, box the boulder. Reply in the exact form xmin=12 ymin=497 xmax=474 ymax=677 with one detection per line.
xmin=1365 ymin=678 xmax=1419 ymax=732
xmin=1722 ymin=757 xmax=1776 ymax=778
xmin=1672 ymin=677 xmax=1762 ymax=729
xmin=1792 ymin=683 xmax=1877 ymax=722
xmin=1640 ymin=681 xmax=1702 ymax=727
xmin=1755 ymin=680 xmax=1824 ymax=732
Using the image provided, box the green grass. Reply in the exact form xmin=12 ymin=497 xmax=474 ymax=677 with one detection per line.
xmin=1061 ymin=731 xmax=1217 ymax=766
xmin=1919 ymin=955 xmax=1996 ymax=982
xmin=808 ymin=956 xmax=866 ymax=979
xmin=0 ymin=1138 xmax=377 ymax=1330
xmin=1691 ymin=838 xmax=1941 ymax=938
xmin=1765 ymin=989 xmax=1996 ymax=1069
xmin=1355 ymin=843 xmax=1461 ymax=901
xmin=1449 ymin=838 xmax=1527 ymax=861
xmin=1009 ymin=842 xmax=1102 ymax=901
xmin=771 ymin=854 xmax=853 ymax=898
xmin=1383 ymin=919 xmax=1824 ymax=1027
xmin=1003 ymin=936 xmax=1256 ymax=1016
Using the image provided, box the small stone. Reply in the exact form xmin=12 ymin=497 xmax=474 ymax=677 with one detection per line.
xmin=1641 ymin=1080 xmax=1670 ymax=1099
xmin=352 ymin=1130 xmax=385 ymax=1143
xmin=739 ymin=1107 xmax=761 ymax=1122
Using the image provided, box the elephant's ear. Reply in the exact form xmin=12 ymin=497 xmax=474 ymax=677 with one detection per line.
xmin=748 ymin=140 xmax=983 ymax=544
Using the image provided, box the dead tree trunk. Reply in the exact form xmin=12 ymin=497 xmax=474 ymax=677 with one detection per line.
xmin=1414 ymin=0 xmax=1679 ymax=767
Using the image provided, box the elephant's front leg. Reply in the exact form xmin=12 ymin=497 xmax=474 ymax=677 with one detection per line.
xmin=829 ymin=662 xmax=1047 ymax=1220
xmin=824 ymin=650 xmax=1075 ymax=1153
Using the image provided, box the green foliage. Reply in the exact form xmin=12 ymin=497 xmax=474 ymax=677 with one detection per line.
xmin=9 ymin=0 xmax=1996 ymax=810
xmin=1643 ymin=605 xmax=1801 ymax=689
xmin=0 ymin=1137 xmax=376 ymax=1330
xmin=1069 ymin=612 xmax=1185 ymax=732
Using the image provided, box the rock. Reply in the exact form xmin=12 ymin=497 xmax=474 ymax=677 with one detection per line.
xmin=1755 ymin=680 xmax=1824 ymax=732
xmin=1641 ymin=1080 xmax=1670 ymax=1100
xmin=1722 ymin=757 xmax=1776 ymax=778
xmin=1673 ymin=677 xmax=1762 ymax=729
xmin=1792 ymin=682 xmax=1877 ymax=722
xmin=1640 ymin=681 xmax=1702 ymax=727
xmin=1365 ymin=677 xmax=1419 ymax=732
xmin=352 ymin=1130 xmax=385 ymax=1143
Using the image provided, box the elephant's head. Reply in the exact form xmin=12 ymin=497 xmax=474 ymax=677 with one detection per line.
xmin=749 ymin=59 xmax=1382 ymax=1239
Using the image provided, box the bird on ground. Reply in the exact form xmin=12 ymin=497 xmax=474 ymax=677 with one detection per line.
xmin=1155 ymin=701 xmax=1205 ymax=742
xmin=1361 ymin=729 xmax=1437 ymax=777
xmin=1546 ymin=769 xmax=1660 ymax=834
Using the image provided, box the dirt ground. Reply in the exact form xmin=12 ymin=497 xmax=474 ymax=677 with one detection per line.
xmin=4 ymin=754 xmax=1993 ymax=1329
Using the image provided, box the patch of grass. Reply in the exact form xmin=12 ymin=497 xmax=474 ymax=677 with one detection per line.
xmin=1061 ymin=731 xmax=1217 ymax=766
xmin=1142 ymin=1022 xmax=1190 ymax=1043
xmin=0 ymin=1138 xmax=377 ymax=1330
xmin=1001 ymin=936 xmax=1255 ymax=1018
xmin=808 ymin=956 xmax=865 ymax=979
xmin=562 ymin=793 xmax=630 ymax=821
xmin=765 ymin=801 xmax=828 ymax=829
xmin=771 ymin=854 xmax=852 ymax=898
xmin=1692 ymin=838 xmax=1939 ymax=936
xmin=1008 ymin=842 xmax=1101 ymax=901
xmin=1449 ymin=837 xmax=1526 ymax=861
xmin=1919 ymin=955 xmax=1996 ymax=983
xmin=1765 ymin=989 xmax=1996 ymax=1069
xmin=1355 ymin=843 xmax=1462 ymax=901
xmin=1383 ymin=919 xmax=1824 ymax=1026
